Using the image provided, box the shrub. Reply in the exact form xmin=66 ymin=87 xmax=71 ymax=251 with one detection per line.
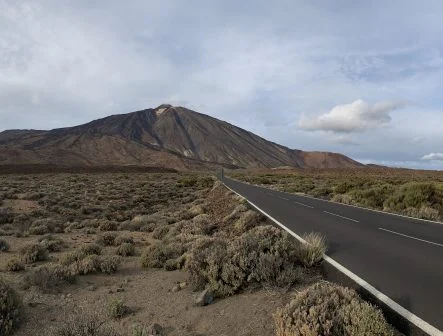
xmin=29 ymin=224 xmax=51 ymax=235
xmin=295 ymin=232 xmax=327 ymax=267
xmin=6 ymin=259 xmax=24 ymax=272
xmin=19 ymin=243 xmax=49 ymax=264
xmin=186 ymin=226 xmax=302 ymax=297
xmin=24 ymin=264 xmax=75 ymax=291
xmin=97 ymin=232 xmax=117 ymax=246
xmin=62 ymin=252 xmax=120 ymax=275
xmin=38 ymin=234 xmax=65 ymax=252
xmin=152 ymin=226 xmax=170 ymax=240
xmin=0 ymin=239 xmax=10 ymax=252
xmin=107 ymin=299 xmax=128 ymax=319
xmin=99 ymin=220 xmax=118 ymax=232
xmin=80 ymin=243 xmax=102 ymax=256
xmin=47 ymin=310 xmax=120 ymax=336
xmin=0 ymin=279 xmax=22 ymax=336
xmin=97 ymin=256 xmax=120 ymax=274
xmin=274 ymin=282 xmax=394 ymax=336
xmin=114 ymin=234 xmax=134 ymax=246
xmin=116 ymin=243 xmax=135 ymax=257
xmin=141 ymin=243 xmax=185 ymax=268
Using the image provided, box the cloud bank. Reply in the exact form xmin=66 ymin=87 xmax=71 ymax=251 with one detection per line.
xmin=421 ymin=153 xmax=443 ymax=161
xmin=299 ymin=100 xmax=406 ymax=133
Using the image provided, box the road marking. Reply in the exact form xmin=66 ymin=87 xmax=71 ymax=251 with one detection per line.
xmin=278 ymin=196 xmax=289 ymax=201
xmin=265 ymin=193 xmax=273 ymax=197
xmin=221 ymin=181 xmax=442 ymax=336
xmin=323 ymin=211 xmax=359 ymax=223
xmin=294 ymin=201 xmax=314 ymax=208
xmin=379 ymin=228 xmax=443 ymax=248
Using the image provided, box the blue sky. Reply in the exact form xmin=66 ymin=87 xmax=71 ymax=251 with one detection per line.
xmin=1 ymin=0 xmax=443 ymax=169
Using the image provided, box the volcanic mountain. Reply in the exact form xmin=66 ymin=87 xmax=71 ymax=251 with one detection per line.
xmin=0 ymin=104 xmax=363 ymax=170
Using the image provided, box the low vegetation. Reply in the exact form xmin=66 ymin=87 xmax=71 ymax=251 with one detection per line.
xmin=230 ymin=168 xmax=443 ymax=221
xmin=274 ymin=282 xmax=395 ymax=336
xmin=0 ymin=172 xmax=396 ymax=335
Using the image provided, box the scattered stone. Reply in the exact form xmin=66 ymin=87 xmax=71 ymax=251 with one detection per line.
xmin=171 ymin=285 xmax=180 ymax=293
xmin=195 ymin=288 xmax=214 ymax=306
xmin=179 ymin=282 xmax=187 ymax=289
xmin=116 ymin=287 xmax=125 ymax=293
xmin=108 ymin=289 xmax=114 ymax=294
xmin=87 ymin=285 xmax=97 ymax=291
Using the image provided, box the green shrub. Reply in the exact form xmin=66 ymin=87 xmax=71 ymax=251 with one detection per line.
xmin=116 ymin=243 xmax=135 ymax=257
xmin=19 ymin=243 xmax=49 ymax=264
xmin=141 ymin=243 xmax=185 ymax=268
xmin=186 ymin=226 xmax=302 ymax=297
xmin=6 ymin=259 xmax=24 ymax=272
xmin=295 ymin=232 xmax=327 ymax=267
xmin=0 ymin=239 xmax=10 ymax=252
xmin=274 ymin=282 xmax=394 ymax=336
xmin=0 ymin=279 xmax=22 ymax=336
xmin=107 ymin=299 xmax=128 ymax=319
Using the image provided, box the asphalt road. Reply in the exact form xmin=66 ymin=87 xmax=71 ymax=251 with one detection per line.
xmin=223 ymin=177 xmax=443 ymax=333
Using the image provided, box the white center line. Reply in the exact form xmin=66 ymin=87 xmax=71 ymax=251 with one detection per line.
xmin=379 ymin=228 xmax=443 ymax=248
xmin=294 ymin=201 xmax=314 ymax=209
xmin=323 ymin=211 xmax=359 ymax=223
xmin=278 ymin=196 xmax=289 ymax=201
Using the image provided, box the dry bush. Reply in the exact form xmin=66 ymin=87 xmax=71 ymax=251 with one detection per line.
xmin=24 ymin=264 xmax=76 ymax=291
xmin=152 ymin=226 xmax=170 ymax=240
xmin=107 ymin=299 xmax=128 ymax=319
xmin=61 ymin=251 xmax=120 ymax=275
xmin=0 ymin=238 xmax=10 ymax=252
xmin=6 ymin=259 xmax=24 ymax=272
xmin=295 ymin=232 xmax=327 ymax=267
xmin=19 ymin=243 xmax=49 ymax=264
xmin=116 ymin=243 xmax=135 ymax=257
xmin=114 ymin=234 xmax=134 ymax=246
xmin=99 ymin=220 xmax=118 ymax=231
xmin=141 ymin=243 xmax=185 ymax=269
xmin=47 ymin=309 xmax=121 ymax=336
xmin=0 ymin=279 xmax=22 ymax=336
xmin=97 ymin=232 xmax=117 ymax=246
xmin=38 ymin=234 xmax=65 ymax=252
xmin=186 ymin=226 xmax=303 ymax=297
xmin=80 ymin=243 xmax=102 ymax=256
xmin=274 ymin=282 xmax=394 ymax=336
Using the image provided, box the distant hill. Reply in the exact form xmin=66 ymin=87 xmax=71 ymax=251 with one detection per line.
xmin=0 ymin=104 xmax=363 ymax=170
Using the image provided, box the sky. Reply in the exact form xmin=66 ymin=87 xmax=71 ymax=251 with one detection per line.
xmin=1 ymin=0 xmax=443 ymax=170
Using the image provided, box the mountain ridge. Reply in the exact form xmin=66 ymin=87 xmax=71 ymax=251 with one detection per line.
xmin=0 ymin=104 xmax=363 ymax=170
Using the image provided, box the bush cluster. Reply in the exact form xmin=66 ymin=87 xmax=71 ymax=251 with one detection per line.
xmin=274 ymin=282 xmax=395 ymax=336
xmin=0 ymin=279 xmax=22 ymax=336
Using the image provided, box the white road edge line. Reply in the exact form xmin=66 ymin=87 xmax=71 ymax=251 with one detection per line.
xmin=379 ymin=228 xmax=443 ymax=248
xmin=222 ymin=182 xmax=442 ymax=336
xmin=230 ymin=178 xmax=443 ymax=226
xmin=294 ymin=201 xmax=314 ymax=209
xmin=323 ymin=210 xmax=359 ymax=223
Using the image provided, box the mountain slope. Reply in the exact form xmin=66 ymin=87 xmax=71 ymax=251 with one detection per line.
xmin=0 ymin=104 xmax=363 ymax=170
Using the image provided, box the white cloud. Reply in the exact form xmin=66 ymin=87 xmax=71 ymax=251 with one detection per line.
xmin=421 ymin=153 xmax=443 ymax=161
xmin=299 ymin=99 xmax=406 ymax=133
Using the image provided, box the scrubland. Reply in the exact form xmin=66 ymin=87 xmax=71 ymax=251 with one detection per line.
xmin=0 ymin=172 xmax=396 ymax=335
xmin=230 ymin=168 xmax=443 ymax=221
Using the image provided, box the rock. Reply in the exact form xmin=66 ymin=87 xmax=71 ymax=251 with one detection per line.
xmin=171 ymin=285 xmax=180 ymax=293
xmin=86 ymin=285 xmax=97 ymax=291
xmin=179 ymin=282 xmax=187 ymax=289
xmin=194 ymin=289 xmax=214 ymax=306
xmin=116 ymin=287 xmax=125 ymax=293
xmin=147 ymin=323 xmax=163 ymax=335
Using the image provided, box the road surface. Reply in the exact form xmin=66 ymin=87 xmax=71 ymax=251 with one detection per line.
xmin=223 ymin=177 xmax=443 ymax=334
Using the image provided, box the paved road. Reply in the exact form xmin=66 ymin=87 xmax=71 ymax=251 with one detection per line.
xmin=223 ymin=177 xmax=443 ymax=333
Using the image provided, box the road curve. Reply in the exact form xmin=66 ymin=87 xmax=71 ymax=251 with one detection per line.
xmin=223 ymin=177 xmax=443 ymax=334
